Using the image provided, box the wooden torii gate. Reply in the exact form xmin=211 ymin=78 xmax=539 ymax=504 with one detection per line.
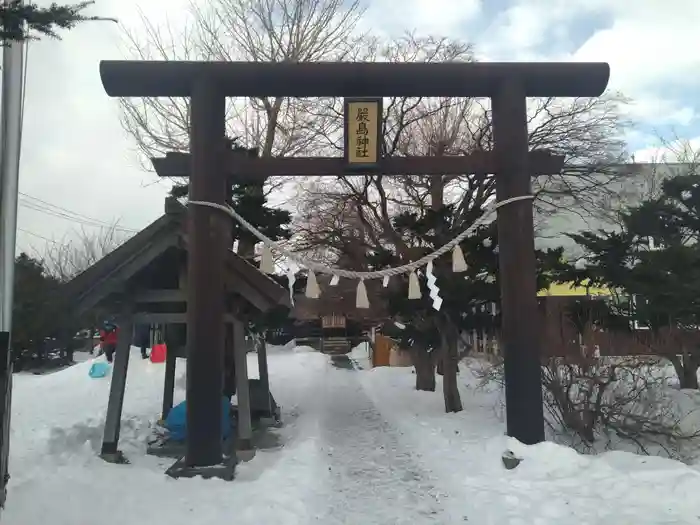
xmin=99 ymin=60 xmax=609 ymax=477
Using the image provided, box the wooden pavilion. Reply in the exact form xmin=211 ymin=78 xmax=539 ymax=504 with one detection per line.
xmin=60 ymin=197 xmax=289 ymax=479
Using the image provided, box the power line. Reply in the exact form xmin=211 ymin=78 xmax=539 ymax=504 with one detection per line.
xmin=18 ymin=192 xmax=139 ymax=233
xmin=16 ymin=227 xmax=59 ymax=245
xmin=18 ymin=191 xmax=124 ymax=227
xmin=20 ymin=199 xmax=133 ymax=232
xmin=19 ymin=192 xmax=137 ymax=231
xmin=19 ymin=198 xmax=131 ymax=231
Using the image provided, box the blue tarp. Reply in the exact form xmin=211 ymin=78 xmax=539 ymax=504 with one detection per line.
xmin=164 ymin=397 xmax=233 ymax=442
xmin=88 ymin=361 xmax=110 ymax=379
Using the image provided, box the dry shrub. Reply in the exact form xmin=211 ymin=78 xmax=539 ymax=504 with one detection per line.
xmin=470 ymin=353 xmax=700 ymax=461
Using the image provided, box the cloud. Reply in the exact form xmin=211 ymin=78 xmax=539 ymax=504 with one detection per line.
xmin=633 ymin=136 xmax=700 ymax=163
xmin=571 ymin=1 xmax=700 ymax=92
xmin=13 ymin=0 xmax=699 ymax=256
xmin=478 ymin=0 xmax=582 ymax=60
xmin=623 ymin=98 xmax=697 ymax=128
xmin=16 ymin=0 xmax=178 ymax=256
xmin=474 ymin=0 xmax=700 ymax=153
xmin=570 ymin=2 xmax=700 ymax=146
xmin=365 ymin=0 xmax=481 ymax=38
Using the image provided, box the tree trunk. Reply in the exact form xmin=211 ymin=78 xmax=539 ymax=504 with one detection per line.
xmin=669 ymin=353 xmax=700 ymax=390
xmin=436 ymin=354 xmax=459 ymax=376
xmin=410 ymin=346 xmax=436 ymax=391
xmin=441 ymin=326 xmax=463 ymax=413
xmin=681 ymin=354 xmax=700 ymax=389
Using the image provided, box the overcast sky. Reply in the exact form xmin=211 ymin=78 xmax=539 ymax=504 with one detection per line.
xmin=13 ymin=0 xmax=700 ymax=255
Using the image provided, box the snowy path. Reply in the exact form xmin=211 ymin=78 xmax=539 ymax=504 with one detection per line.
xmin=4 ymin=346 xmax=700 ymax=524
xmin=2 ymin=348 xmax=456 ymax=525
xmin=307 ymin=358 xmax=449 ymax=524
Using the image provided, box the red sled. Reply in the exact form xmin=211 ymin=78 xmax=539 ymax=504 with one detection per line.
xmin=150 ymin=343 xmax=167 ymax=363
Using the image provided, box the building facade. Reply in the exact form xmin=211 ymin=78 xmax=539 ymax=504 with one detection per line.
xmin=534 ymin=163 xmax=694 ymax=258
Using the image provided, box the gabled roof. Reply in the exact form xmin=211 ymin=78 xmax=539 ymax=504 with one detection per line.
xmin=62 ymin=204 xmax=289 ymax=317
xmin=62 ymin=213 xmax=181 ymax=314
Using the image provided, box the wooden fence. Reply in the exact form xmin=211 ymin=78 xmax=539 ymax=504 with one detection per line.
xmin=467 ymin=296 xmax=700 ymax=359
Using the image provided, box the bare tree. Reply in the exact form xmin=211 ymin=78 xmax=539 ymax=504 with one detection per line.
xmin=472 ymin=354 xmax=700 ymax=462
xmin=121 ymin=0 xmax=367 ymax=158
xmin=291 ymin=33 xmax=632 ymax=412
xmin=20 ymin=224 xmax=130 ymax=360
xmin=295 ymin=34 xmax=478 ymax=258
xmin=41 ymin=224 xmax=130 ymax=282
xmin=291 ymin=36 xmax=476 ymax=411
xmin=119 ymin=0 xmax=371 ymax=255
xmin=295 ymin=35 xmax=631 ymax=261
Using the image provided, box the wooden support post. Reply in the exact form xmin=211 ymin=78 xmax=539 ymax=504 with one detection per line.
xmin=162 ymin=326 xmax=177 ymax=421
xmin=223 ymin=320 xmax=235 ymax=399
xmin=256 ymin=338 xmax=271 ymax=415
xmin=491 ymin=80 xmax=545 ymax=445
xmin=233 ymin=318 xmax=253 ymax=458
xmin=101 ymin=306 xmax=133 ymax=460
xmin=185 ymin=78 xmax=227 ymax=467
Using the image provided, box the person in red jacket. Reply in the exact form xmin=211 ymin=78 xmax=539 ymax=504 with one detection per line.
xmin=99 ymin=320 xmax=119 ymax=363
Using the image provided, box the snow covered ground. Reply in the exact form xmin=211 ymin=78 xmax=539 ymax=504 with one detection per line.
xmin=4 ymin=343 xmax=700 ymax=524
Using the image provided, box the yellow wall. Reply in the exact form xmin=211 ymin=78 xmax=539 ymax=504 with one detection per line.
xmin=538 ymin=280 xmax=612 ymax=297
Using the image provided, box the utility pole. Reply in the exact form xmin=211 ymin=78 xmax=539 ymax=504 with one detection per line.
xmin=0 ymin=0 xmax=27 ymax=514
xmin=0 ymin=2 xmax=24 ymax=330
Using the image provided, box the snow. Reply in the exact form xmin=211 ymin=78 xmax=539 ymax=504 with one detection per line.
xmin=348 ymin=340 xmax=372 ymax=369
xmin=4 ymin=345 xmax=700 ymax=524
xmin=358 ymin=361 xmax=700 ymax=522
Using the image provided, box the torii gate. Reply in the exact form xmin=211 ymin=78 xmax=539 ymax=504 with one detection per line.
xmin=99 ymin=60 xmax=610 ymax=477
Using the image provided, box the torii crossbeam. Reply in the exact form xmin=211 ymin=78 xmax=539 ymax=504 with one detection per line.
xmin=150 ymin=150 xmax=566 ymax=181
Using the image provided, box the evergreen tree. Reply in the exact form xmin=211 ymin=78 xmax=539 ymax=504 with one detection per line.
xmin=367 ymin=203 xmax=564 ymax=411
xmin=170 ymin=178 xmax=292 ymax=257
xmin=169 ymin=140 xmax=292 ymax=261
xmin=559 ymin=172 xmax=700 ymax=388
xmin=227 ymin=184 xmax=292 ymax=254
xmin=12 ymin=253 xmax=60 ymax=356
xmin=0 ymin=1 xmax=115 ymax=43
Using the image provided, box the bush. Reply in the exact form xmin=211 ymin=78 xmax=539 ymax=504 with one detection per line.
xmin=471 ymin=355 xmax=700 ymax=462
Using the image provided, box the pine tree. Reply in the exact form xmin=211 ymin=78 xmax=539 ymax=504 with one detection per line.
xmin=170 ymin=179 xmax=292 ymax=258
xmin=12 ymin=253 xmax=60 ymax=359
xmin=227 ymin=184 xmax=292 ymax=255
xmin=367 ymin=203 xmax=564 ymax=411
xmin=559 ymin=171 xmax=700 ymax=388
xmin=169 ymin=140 xmax=292 ymax=261
xmin=0 ymin=1 xmax=115 ymax=43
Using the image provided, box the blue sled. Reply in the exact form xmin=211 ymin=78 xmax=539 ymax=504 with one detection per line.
xmin=165 ymin=397 xmax=233 ymax=442
xmin=88 ymin=361 xmax=110 ymax=379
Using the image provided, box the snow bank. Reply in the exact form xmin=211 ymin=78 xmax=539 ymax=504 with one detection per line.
xmin=348 ymin=341 xmax=371 ymax=369
xmin=5 ymin=346 xmax=330 ymax=525
xmin=357 ymin=362 xmax=700 ymax=523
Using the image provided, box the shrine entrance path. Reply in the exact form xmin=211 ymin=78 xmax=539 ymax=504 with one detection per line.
xmin=298 ymin=353 xmax=453 ymax=524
